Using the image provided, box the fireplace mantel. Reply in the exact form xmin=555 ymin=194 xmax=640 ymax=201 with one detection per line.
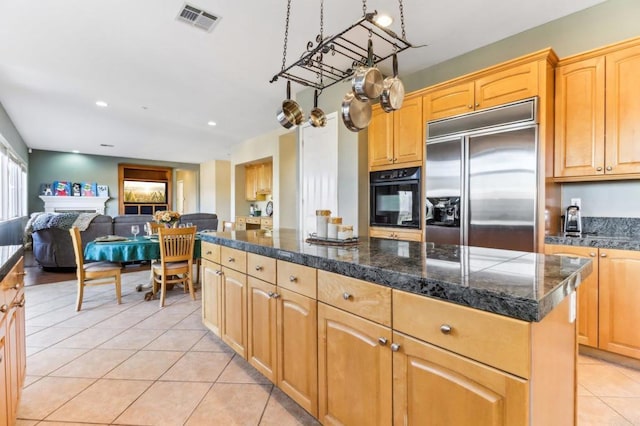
xmin=39 ymin=196 xmax=110 ymax=214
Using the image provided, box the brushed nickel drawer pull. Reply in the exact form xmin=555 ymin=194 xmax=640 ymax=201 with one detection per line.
xmin=206 ymin=250 xmax=212 ymax=255
xmin=289 ymin=275 xmax=297 ymax=282
xmin=390 ymin=343 xmax=401 ymax=352
xmin=271 ymin=293 xmax=281 ymax=299
xmin=440 ymin=324 xmax=452 ymax=334
xmin=255 ymin=265 xmax=263 ymax=271
xmin=600 ymin=253 xmax=607 ymax=257
xmin=11 ymin=283 xmax=21 ymax=290
xmin=228 ymin=257 xmax=235 ymax=262
xmin=0 ymin=304 xmax=8 ymax=313
xmin=378 ymin=337 xmax=388 ymax=346
xmin=606 ymin=166 xmax=612 ymax=171
xmin=342 ymin=292 xmax=352 ymax=300
xmin=596 ymin=166 xmax=603 ymax=171
xmin=18 ymin=297 xmax=25 ymax=308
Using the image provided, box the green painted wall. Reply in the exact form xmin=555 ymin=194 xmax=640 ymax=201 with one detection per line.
xmin=28 ymin=150 xmax=199 ymax=217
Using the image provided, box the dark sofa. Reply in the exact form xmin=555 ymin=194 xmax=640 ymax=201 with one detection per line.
xmin=31 ymin=213 xmax=218 ymax=270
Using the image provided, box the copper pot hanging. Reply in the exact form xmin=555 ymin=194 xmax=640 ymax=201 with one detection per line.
xmin=308 ymin=90 xmax=327 ymax=127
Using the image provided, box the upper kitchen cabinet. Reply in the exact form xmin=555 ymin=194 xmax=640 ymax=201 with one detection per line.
xmin=423 ymin=51 xmax=552 ymax=122
xmin=555 ymin=37 xmax=640 ymax=180
xmin=245 ymin=160 xmax=272 ymax=201
xmin=368 ymin=94 xmax=423 ymax=171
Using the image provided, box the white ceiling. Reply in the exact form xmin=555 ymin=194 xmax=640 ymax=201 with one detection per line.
xmin=0 ymin=0 xmax=605 ymax=164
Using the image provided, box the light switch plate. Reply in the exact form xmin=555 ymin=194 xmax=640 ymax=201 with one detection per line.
xmin=570 ymin=198 xmax=581 ymax=209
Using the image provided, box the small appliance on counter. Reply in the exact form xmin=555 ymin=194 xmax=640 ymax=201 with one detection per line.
xmin=564 ymin=205 xmax=582 ymax=237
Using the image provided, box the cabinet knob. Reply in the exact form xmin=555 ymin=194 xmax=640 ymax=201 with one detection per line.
xmin=11 ymin=283 xmax=20 ymax=290
xmin=342 ymin=292 xmax=352 ymax=300
xmin=606 ymin=166 xmax=613 ymax=171
xmin=255 ymin=265 xmax=263 ymax=271
xmin=267 ymin=291 xmax=275 ymax=298
xmin=589 ymin=253 xmax=596 ymax=257
xmin=440 ymin=324 xmax=452 ymax=334
xmin=378 ymin=337 xmax=388 ymax=346
xmin=206 ymin=251 xmax=212 ymax=255
xmin=16 ymin=271 xmax=27 ymax=276
xmin=388 ymin=158 xmax=393 ymax=162
xmin=475 ymin=103 xmax=480 ymax=107
xmin=289 ymin=275 xmax=297 ymax=282
xmin=468 ymin=104 xmax=473 ymax=109
xmin=227 ymin=257 xmax=235 ymax=263
xmin=390 ymin=343 xmax=401 ymax=352
xmin=600 ymin=253 xmax=607 ymax=257
xmin=596 ymin=166 xmax=603 ymax=171
xmin=271 ymin=292 xmax=281 ymax=299
xmin=393 ymin=158 xmax=397 ymax=162
xmin=0 ymin=304 xmax=7 ymax=313
xmin=215 ymin=270 xmax=223 ymax=276
xmin=18 ymin=297 xmax=25 ymax=308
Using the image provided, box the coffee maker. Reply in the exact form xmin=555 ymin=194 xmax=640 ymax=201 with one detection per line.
xmin=564 ymin=205 xmax=582 ymax=237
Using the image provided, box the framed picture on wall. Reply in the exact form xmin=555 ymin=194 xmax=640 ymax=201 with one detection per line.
xmin=72 ymin=182 xmax=82 ymax=197
xmin=82 ymin=182 xmax=97 ymax=196
xmin=97 ymin=185 xmax=109 ymax=197
xmin=39 ymin=183 xmax=53 ymax=196
xmin=53 ymin=181 xmax=71 ymax=196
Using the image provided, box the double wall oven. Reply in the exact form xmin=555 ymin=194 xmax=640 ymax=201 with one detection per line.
xmin=369 ymin=166 xmax=421 ymax=229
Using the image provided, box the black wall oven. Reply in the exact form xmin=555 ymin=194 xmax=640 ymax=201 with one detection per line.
xmin=370 ymin=167 xmax=421 ymax=229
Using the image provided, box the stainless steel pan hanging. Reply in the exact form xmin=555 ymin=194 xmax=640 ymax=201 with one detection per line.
xmin=277 ymin=81 xmax=304 ymax=129
xmin=352 ymin=39 xmax=383 ymax=101
xmin=309 ymin=90 xmax=327 ymax=127
xmin=341 ymin=91 xmax=371 ymax=132
xmin=380 ymin=52 xmax=404 ymax=112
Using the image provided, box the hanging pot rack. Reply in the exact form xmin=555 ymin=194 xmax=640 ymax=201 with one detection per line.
xmin=270 ymin=11 xmax=413 ymax=91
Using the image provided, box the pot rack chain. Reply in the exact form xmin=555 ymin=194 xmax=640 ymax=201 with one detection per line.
xmin=270 ymin=0 xmax=413 ymax=91
xmin=280 ymin=0 xmax=292 ymax=72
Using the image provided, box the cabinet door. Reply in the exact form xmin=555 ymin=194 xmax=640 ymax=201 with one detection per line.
xmin=247 ymin=277 xmax=277 ymax=382
xmin=257 ymin=162 xmax=273 ymax=193
xmin=221 ymin=267 xmax=247 ymax=358
xmin=599 ymin=248 xmax=640 ymax=359
xmin=554 ymin=57 xmax=606 ymax=177
xmin=368 ymin=106 xmax=394 ymax=168
xmin=6 ymin=303 xmax=20 ymax=422
xmin=276 ymin=287 xmax=318 ymax=417
xmin=605 ymin=45 xmax=640 ymax=175
xmin=474 ymin=61 xmax=538 ymax=110
xmin=392 ymin=332 xmax=528 ymax=426
xmin=423 ymin=82 xmax=474 ymax=121
xmin=544 ymin=245 xmax=599 ymax=347
xmin=245 ymin=165 xmax=258 ymax=201
xmin=201 ymin=259 xmax=222 ymax=336
xmin=318 ymin=303 xmax=392 ymax=426
xmin=393 ymin=96 xmax=424 ymax=165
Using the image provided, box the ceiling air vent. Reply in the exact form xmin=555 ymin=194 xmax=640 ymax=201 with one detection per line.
xmin=177 ymin=3 xmax=221 ymax=32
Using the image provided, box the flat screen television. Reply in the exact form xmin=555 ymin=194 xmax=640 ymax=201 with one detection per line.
xmin=123 ymin=180 xmax=167 ymax=204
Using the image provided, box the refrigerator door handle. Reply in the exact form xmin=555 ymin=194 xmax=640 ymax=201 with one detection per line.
xmin=461 ymin=136 xmax=469 ymax=246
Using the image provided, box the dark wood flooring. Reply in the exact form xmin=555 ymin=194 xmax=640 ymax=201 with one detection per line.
xmin=23 ymin=250 xmax=150 ymax=286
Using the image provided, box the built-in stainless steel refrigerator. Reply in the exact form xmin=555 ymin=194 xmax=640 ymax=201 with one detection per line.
xmin=425 ymin=98 xmax=538 ymax=252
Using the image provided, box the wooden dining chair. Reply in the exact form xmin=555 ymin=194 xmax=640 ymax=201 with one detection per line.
xmin=152 ymin=226 xmax=197 ymax=307
xmin=146 ymin=221 xmax=161 ymax=235
xmin=69 ymin=227 xmax=122 ymax=311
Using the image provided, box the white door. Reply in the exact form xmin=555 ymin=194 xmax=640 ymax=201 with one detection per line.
xmin=176 ymin=180 xmax=184 ymax=214
xmin=300 ymin=112 xmax=338 ymax=237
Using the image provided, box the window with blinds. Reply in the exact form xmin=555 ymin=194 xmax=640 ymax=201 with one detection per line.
xmin=0 ymin=141 xmax=27 ymax=222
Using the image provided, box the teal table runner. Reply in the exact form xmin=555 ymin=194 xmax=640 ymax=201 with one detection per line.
xmin=84 ymin=237 xmax=201 ymax=262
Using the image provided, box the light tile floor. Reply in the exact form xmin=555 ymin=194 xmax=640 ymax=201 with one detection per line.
xmin=17 ymin=270 xmax=640 ymax=425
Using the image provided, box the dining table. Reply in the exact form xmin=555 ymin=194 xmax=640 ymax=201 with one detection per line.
xmin=84 ymin=235 xmax=202 ymax=294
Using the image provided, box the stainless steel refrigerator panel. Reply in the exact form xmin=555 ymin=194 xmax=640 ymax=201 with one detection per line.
xmin=467 ymin=126 xmax=537 ymax=251
xmin=425 ymin=138 xmax=462 ymax=198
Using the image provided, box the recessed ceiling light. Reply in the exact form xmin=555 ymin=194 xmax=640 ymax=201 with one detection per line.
xmin=207 ymin=121 xmax=217 ymax=126
xmin=72 ymin=150 xmax=80 ymax=154
xmin=100 ymin=144 xmax=115 ymax=147
xmin=374 ymin=14 xmax=393 ymax=27
xmin=95 ymin=101 xmax=108 ymax=107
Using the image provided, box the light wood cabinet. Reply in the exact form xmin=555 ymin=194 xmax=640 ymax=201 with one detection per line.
xmin=555 ymin=39 xmax=640 ymax=180
xmin=317 ymin=303 xmax=392 ymax=426
xmin=544 ymin=245 xmax=599 ymax=347
xmin=0 ymin=256 xmax=26 ymax=426
xmin=423 ymin=60 xmax=539 ymax=122
xmin=220 ymin=266 xmax=247 ymax=358
xmin=369 ymin=227 xmax=422 ymax=242
xmin=201 ymin=259 xmax=222 ymax=336
xmin=368 ymin=95 xmax=423 ymax=170
xmin=276 ymin=287 xmax=318 ymax=417
xmin=247 ymin=276 xmax=277 ymax=382
xmin=245 ymin=161 xmax=273 ymax=200
xmin=598 ymin=248 xmax=640 ymax=359
xmin=392 ymin=331 xmax=528 ymax=426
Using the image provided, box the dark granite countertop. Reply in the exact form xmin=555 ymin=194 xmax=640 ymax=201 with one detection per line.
xmin=545 ymin=234 xmax=640 ymax=251
xmin=0 ymin=245 xmax=24 ymax=282
xmin=200 ymin=229 xmax=592 ymax=322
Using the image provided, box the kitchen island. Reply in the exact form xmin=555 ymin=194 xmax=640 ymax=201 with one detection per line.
xmin=199 ymin=229 xmax=591 ymax=425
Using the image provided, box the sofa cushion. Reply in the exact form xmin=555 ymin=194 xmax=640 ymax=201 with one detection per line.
xmin=179 ymin=213 xmax=218 ymax=231
xmin=113 ymin=215 xmax=154 ymax=237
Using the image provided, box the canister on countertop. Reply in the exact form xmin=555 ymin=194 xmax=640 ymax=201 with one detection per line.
xmin=337 ymin=225 xmax=353 ymax=240
xmin=327 ymin=217 xmax=343 ymax=239
xmin=316 ymin=210 xmax=331 ymax=238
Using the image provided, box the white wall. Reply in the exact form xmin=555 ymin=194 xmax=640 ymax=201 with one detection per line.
xmin=175 ymin=169 xmax=198 ymax=213
xmin=200 ymin=159 xmax=231 ymax=228
xmin=562 ymin=181 xmax=640 ymax=218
